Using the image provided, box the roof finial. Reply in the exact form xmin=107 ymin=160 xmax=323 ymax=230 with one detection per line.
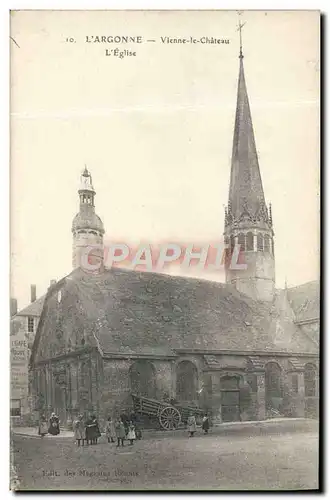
xmin=237 ymin=17 xmax=246 ymax=59
xmin=83 ymin=164 xmax=89 ymax=176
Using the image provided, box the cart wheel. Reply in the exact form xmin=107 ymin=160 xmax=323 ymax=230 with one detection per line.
xmin=159 ymin=406 xmax=181 ymax=430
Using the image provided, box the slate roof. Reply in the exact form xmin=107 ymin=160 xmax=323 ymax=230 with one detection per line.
xmin=15 ymin=295 xmax=45 ymax=318
xmin=32 ymin=267 xmax=318 ymax=362
xmin=287 ymin=281 xmax=320 ymax=323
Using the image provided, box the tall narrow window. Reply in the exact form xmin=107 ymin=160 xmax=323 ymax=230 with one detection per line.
xmin=264 ymin=235 xmax=270 ymax=253
xmin=246 ymin=232 xmax=254 ymax=251
xmin=257 ymin=233 xmax=264 ymax=252
xmin=230 ymin=235 xmax=235 ymax=253
xmin=28 ymin=316 xmax=34 ymax=333
xmin=238 ymin=233 xmax=246 ymax=252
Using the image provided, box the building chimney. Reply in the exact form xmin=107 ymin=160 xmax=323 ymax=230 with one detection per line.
xmin=30 ymin=284 xmax=37 ymax=303
xmin=48 ymin=279 xmax=57 ymax=290
xmin=10 ymin=298 xmax=17 ymax=317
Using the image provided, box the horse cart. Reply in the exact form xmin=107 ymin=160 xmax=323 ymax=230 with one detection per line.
xmin=131 ymin=394 xmax=205 ymax=430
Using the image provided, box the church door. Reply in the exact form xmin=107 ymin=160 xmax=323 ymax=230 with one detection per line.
xmin=220 ymin=375 xmax=241 ymax=422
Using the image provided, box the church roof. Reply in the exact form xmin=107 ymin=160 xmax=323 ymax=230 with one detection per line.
xmin=31 ymin=267 xmax=317 ymax=364
xmin=227 ymin=53 xmax=269 ymax=225
xmin=287 ymin=281 xmax=320 ymax=323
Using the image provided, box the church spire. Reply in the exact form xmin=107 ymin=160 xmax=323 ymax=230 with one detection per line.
xmin=227 ymin=21 xmax=269 ymax=227
xmin=223 ymin=23 xmax=275 ymax=302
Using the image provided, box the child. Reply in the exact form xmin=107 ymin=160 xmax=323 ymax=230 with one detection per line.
xmin=127 ymin=421 xmax=136 ymax=446
xmin=105 ymin=416 xmax=116 ymax=443
xmin=73 ymin=414 xmax=85 ymax=446
xmin=115 ymin=418 xmax=126 ymax=447
xmin=38 ymin=415 xmax=48 ymax=438
xmin=187 ymin=413 xmax=197 ymax=437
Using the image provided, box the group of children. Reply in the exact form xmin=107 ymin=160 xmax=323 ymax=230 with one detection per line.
xmin=72 ymin=414 xmax=101 ymax=446
xmin=105 ymin=417 xmax=141 ymax=447
xmin=71 ymin=415 xmax=141 ymax=447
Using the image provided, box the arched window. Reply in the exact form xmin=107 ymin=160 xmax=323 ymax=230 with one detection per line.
xmin=246 ymin=232 xmax=254 ymax=251
xmin=264 ymin=235 xmax=270 ymax=253
xmin=265 ymin=362 xmax=282 ymax=408
xmin=129 ymin=360 xmax=156 ymax=398
xmin=304 ymin=364 xmax=316 ymax=397
xmin=176 ymin=361 xmax=198 ymax=402
xmin=238 ymin=233 xmax=246 ymax=252
xmin=257 ymin=233 xmax=264 ymax=252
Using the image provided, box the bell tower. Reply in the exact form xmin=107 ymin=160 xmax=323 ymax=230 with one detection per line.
xmin=224 ymin=22 xmax=275 ymax=302
xmin=72 ymin=166 xmax=105 ymax=270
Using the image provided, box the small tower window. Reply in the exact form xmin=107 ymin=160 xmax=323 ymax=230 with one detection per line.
xmin=230 ymin=235 xmax=235 ymax=253
xmin=238 ymin=233 xmax=246 ymax=252
xmin=28 ymin=316 xmax=34 ymax=333
xmin=257 ymin=233 xmax=264 ymax=252
xmin=246 ymin=232 xmax=254 ymax=251
xmin=264 ymin=235 xmax=270 ymax=253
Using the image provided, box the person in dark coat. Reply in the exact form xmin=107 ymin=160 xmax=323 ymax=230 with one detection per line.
xmin=202 ymin=414 xmax=210 ymax=434
xmin=92 ymin=415 xmax=101 ymax=444
xmin=48 ymin=412 xmax=60 ymax=435
xmin=85 ymin=415 xmax=95 ymax=445
xmin=120 ymin=413 xmax=129 ymax=437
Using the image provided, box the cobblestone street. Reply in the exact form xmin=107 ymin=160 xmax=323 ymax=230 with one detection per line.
xmin=12 ymin=430 xmax=318 ymax=491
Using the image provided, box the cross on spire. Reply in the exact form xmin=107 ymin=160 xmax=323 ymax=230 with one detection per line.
xmin=237 ymin=18 xmax=246 ymax=59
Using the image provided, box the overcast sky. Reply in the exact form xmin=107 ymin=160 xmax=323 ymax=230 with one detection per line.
xmin=10 ymin=10 xmax=320 ymax=310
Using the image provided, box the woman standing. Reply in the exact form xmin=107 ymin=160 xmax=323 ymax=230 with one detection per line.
xmin=187 ymin=413 xmax=197 ymax=437
xmin=48 ymin=412 xmax=60 ymax=435
xmin=38 ymin=415 xmax=48 ymax=438
xmin=85 ymin=415 xmax=94 ymax=445
xmin=105 ymin=417 xmax=116 ymax=443
xmin=127 ymin=421 xmax=136 ymax=446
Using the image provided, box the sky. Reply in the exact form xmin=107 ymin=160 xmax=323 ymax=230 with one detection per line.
xmin=10 ymin=10 xmax=320 ymax=310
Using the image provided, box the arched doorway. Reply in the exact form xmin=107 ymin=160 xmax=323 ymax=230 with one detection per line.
xmin=176 ymin=361 xmax=198 ymax=403
xmin=265 ymin=362 xmax=283 ymax=412
xmin=129 ymin=360 xmax=156 ymax=398
xmin=220 ymin=375 xmax=241 ymax=422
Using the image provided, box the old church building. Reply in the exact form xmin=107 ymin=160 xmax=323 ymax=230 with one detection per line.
xmin=29 ymin=42 xmax=319 ymax=428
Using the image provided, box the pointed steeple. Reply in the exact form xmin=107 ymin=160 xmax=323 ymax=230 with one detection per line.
xmin=223 ymin=23 xmax=275 ymax=302
xmin=228 ymin=31 xmax=267 ymax=224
